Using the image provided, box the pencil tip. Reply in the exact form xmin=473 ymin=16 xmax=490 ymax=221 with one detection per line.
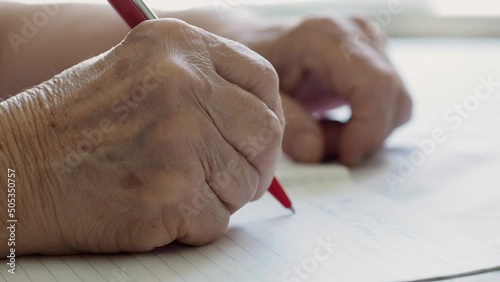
xmin=289 ymin=207 xmax=296 ymax=214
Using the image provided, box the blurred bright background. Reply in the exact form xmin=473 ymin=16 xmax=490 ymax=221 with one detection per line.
xmin=13 ymin=0 xmax=500 ymax=36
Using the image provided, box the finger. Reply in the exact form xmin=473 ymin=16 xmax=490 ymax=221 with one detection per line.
xmin=201 ymin=79 xmax=283 ymax=200
xmin=291 ymin=71 xmax=349 ymax=113
xmin=203 ymin=34 xmax=284 ymax=126
xmin=281 ymin=94 xmax=324 ymax=163
xmin=144 ymin=109 xmax=252 ymax=246
xmin=200 ymin=124 xmax=260 ymax=213
xmin=339 ymin=69 xmax=398 ymax=166
xmin=147 ymin=104 xmax=261 ymax=213
xmin=345 ymin=17 xmax=412 ymax=129
xmin=394 ymin=82 xmax=413 ymax=127
xmin=350 ymin=15 xmax=387 ymax=53
xmin=349 ymin=17 xmax=413 ymax=129
xmin=287 ymin=25 xmax=400 ymax=165
xmin=176 ymin=182 xmax=231 ymax=246
xmin=320 ymin=57 xmax=397 ymax=165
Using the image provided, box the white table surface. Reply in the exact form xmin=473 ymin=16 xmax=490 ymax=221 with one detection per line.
xmin=351 ymin=38 xmax=500 ymax=281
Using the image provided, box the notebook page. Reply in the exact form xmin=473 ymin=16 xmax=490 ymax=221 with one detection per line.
xmin=2 ymin=162 xmax=500 ymax=282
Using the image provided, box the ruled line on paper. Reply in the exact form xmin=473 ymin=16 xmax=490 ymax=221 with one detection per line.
xmin=211 ymin=236 xmax=276 ymax=281
xmin=37 ymin=256 xmax=82 ymax=282
xmin=150 ymin=251 xmax=185 ymax=282
xmin=61 ymin=257 xmax=83 ymax=281
xmin=82 ymin=255 xmax=107 ymax=282
xmin=0 ymin=269 xmax=6 ymax=282
xmin=107 ymin=254 xmax=161 ymax=282
xmin=154 ymin=246 xmax=208 ymax=282
xmin=198 ymin=243 xmax=260 ymax=281
xmin=20 ymin=262 xmax=33 ymax=281
xmin=193 ymin=245 xmax=237 ymax=280
xmin=2 ymin=161 xmax=500 ymax=281
xmin=83 ymin=255 xmax=118 ymax=281
xmin=60 ymin=256 xmax=106 ymax=282
xmin=1 ymin=262 xmax=31 ymax=282
xmin=15 ymin=257 xmax=44 ymax=282
xmin=130 ymin=254 xmax=162 ymax=281
xmin=132 ymin=252 xmax=181 ymax=282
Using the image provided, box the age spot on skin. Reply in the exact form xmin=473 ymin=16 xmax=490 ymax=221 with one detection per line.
xmin=120 ymin=173 xmax=143 ymax=190
xmin=49 ymin=121 xmax=56 ymax=128
xmin=106 ymin=152 xmax=117 ymax=162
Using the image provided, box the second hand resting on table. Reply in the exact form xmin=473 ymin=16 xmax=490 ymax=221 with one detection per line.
xmin=0 ymin=3 xmax=412 ymax=257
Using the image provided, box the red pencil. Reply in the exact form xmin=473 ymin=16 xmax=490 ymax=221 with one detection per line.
xmin=108 ymin=0 xmax=295 ymax=213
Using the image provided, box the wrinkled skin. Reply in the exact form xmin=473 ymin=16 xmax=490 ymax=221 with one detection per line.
xmin=0 ymin=19 xmax=284 ymax=256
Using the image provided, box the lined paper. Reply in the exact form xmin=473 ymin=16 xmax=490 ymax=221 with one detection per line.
xmin=1 ymin=162 xmax=500 ymax=282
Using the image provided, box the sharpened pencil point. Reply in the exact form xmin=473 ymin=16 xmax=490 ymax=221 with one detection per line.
xmin=290 ymin=207 xmax=296 ymax=214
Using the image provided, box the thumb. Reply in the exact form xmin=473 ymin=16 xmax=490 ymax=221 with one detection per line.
xmin=281 ymin=94 xmax=324 ymax=163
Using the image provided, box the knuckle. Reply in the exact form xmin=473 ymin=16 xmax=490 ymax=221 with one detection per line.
xmin=354 ymin=16 xmax=387 ymax=44
xmin=225 ymin=40 xmax=279 ymax=95
xmin=259 ymin=107 xmax=284 ymax=148
xmin=351 ymin=15 xmax=371 ymax=27
xmin=149 ymin=18 xmax=190 ymax=34
xmin=266 ymin=108 xmax=284 ymax=136
xmin=205 ymin=212 xmax=230 ymax=243
xmin=237 ymin=101 xmax=283 ymax=161
xmin=398 ymin=92 xmax=413 ymax=124
xmin=301 ymin=16 xmax=341 ymax=29
xmin=161 ymin=19 xmax=200 ymax=41
xmin=162 ymin=18 xmax=191 ymax=30
xmin=200 ymin=134 xmax=258 ymax=211
xmin=126 ymin=19 xmax=193 ymax=44
xmin=190 ymin=206 xmax=230 ymax=246
xmin=258 ymin=59 xmax=280 ymax=93
xmin=217 ymin=161 xmax=259 ymax=209
xmin=372 ymin=28 xmax=388 ymax=45
xmin=168 ymin=62 xmax=207 ymax=93
xmin=373 ymin=66 xmax=399 ymax=95
xmin=248 ymin=97 xmax=283 ymax=134
xmin=128 ymin=20 xmax=157 ymax=37
xmin=237 ymin=165 xmax=260 ymax=204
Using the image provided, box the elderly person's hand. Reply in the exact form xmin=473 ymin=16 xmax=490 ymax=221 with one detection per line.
xmin=0 ymin=19 xmax=284 ymax=256
xmin=246 ymin=16 xmax=412 ymax=165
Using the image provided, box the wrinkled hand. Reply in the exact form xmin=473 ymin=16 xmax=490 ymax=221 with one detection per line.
xmin=249 ymin=16 xmax=412 ymax=165
xmin=6 ymin=19 xmax=283 ymax=255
